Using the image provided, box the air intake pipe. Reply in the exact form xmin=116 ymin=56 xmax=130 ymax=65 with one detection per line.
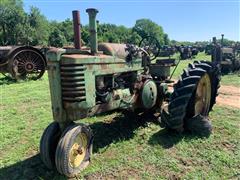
xmin=86 ymin=8 xmax=99 ymax=55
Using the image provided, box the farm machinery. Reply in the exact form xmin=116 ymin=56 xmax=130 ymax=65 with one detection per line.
xmin=40 ymin=9 xmax=220 ymax=177
xmin=211 ymin=35 xmax=240 ymax=74
xmin=177 ymin=45 xmax=199 ymax=60
xmin=0 ymin=46 xmax=47 ymax=80
xmin=205 ymin=44 xmax=213 ymax=55
xmin=159 ymin=45 xmax=176 ymax=57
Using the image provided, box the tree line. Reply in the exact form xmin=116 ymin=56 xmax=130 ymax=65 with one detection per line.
xmin=0 ymin=0 xmax=237 ymax=48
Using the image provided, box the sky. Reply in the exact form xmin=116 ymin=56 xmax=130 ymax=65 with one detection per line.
xmin=23 ymin=0 xmax=240 ymax=42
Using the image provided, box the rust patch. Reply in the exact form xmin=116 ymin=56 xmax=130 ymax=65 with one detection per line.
xmin=117 ymin=63 xmax=125 ymax=68
xmin=100 ymin=64 xmax=108 ymax=69
xmin=62 ymin=54 xmax=112 ymax=59
xmin=87 ymin=64 xmax=93 ymax=70
xmin=48 ymin=47 xmax=60 ymax=53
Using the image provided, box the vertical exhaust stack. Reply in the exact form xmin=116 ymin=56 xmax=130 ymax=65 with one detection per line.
xmin=212 ymin=37 xmax=217 ymax=44
xmin=72 ymin=10 xmax=81 ymax=49
xmin=86 ymin=8 xmax=99 ymax=55
xmin=221 ymin=34 xmax=224 ymax=46
xmin=212 ymin=37 xmax=222 ymax=64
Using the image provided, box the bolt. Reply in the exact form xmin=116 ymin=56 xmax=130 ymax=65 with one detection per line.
xmin=77 ymin=148 xmax=83 ymax=155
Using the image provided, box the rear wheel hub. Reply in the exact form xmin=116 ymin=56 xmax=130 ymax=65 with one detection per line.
xmin=194 ymin=73 xmax=211 ymax=116
xmin=25 ymin=62 xmax=35 ymax=72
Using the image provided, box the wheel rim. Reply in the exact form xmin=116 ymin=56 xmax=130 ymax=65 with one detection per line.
xmin=194 ymin=73 xmax=211 ymax=116
xmin=12 ymin=49 xmax=45 ymax=80
xmin=69 ymin=133 xmax=88 ymax=168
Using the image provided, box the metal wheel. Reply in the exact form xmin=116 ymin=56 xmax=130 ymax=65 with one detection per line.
xmin=69 ymin=133 xmax=88 ymax=168
xmin=194 ymin=73 xmax=211 ymax=116
xmin=55 ymin=124 xmax=93 ymax=177
xmin=8 ymin=47 xmax=46 ymax=80
xmin=139 ymin=36 xmax=160 ymax=60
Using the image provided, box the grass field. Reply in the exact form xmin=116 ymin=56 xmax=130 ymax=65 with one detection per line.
xmin=0 ymin=53 xmax=239 ymax=179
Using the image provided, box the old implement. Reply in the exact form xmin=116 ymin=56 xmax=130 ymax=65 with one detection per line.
xmin=40 ymin=9 xmax=220 ymax=177
xmin=0 ymin=46 xmax=47 ymax=80
xmin=211 ymin=35 xmax=240 ymax=74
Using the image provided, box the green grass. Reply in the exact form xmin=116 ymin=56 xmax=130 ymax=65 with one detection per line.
xmin=221 ymin=73 xmax=240 ymax=87
xmin=170 ymin=52 xmax=211 ymax=79
xmin=0 ymin=56 xmax=239 ymax=179
xmin=169 ymin=53 xmax=239 ymax=87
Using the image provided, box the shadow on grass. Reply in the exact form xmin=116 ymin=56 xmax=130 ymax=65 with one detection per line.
xmin=0 ymin=76 xmax=17 ymax=85
xmin=0 ymin=111 xmax=152 ymax=179
xmin=0 ymin=74 xmax=45 ymax=85
xmin=0 ymin=154 xmax=65 ymax=180
xmin=148 ymin=128 xmax=184 ymax=149
xmin=0 ymin=111 xmax=208 ymax=179
xmin=90 ymin=111 xmax=154 ymax=153
xmin=148 ymin=128 xmax=210 ymax=149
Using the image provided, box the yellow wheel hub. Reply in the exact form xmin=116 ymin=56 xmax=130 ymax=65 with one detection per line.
xmin=194 ymin=73 xmax=211 ymax=116
xmin=69 ymin=133 xmax=88 ymax=168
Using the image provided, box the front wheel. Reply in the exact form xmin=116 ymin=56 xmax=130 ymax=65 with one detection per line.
xmin=160 ymin=61 xmax=220 ymax=132
xmin=40 ymin=122 xmax=61 ymax=169
xmin=55 ymin=123 xmax=93 ymax=177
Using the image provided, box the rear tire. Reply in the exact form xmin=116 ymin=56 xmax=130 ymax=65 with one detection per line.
xmin=7 ymin=46 xmax=46 ymax=80
xmin=160 ymin=61 xmax=220 ymax=132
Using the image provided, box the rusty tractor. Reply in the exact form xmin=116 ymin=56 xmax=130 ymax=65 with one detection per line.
xmin=178 ymin=45 xmax=192 ymax=60
xmin=159 ymin=45 xmax=176 ymax=57
xmin=40 ymin=9 xmax=221 ymax=177
xmin=211 ymin=35 xmax=240 ymax=74
xmin=191 ymin=46 xmax=199 ymax=57
xmin=0 ymin=46 xmax=47 ymax=80
xmin=205 ymin=44 xmax=213 ymax=55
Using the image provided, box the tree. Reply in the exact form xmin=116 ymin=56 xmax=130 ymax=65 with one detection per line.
xmin=49 ymin=28 xmax=66 ymax=47
xmin=0 ymin=0 xmax=26 ymax=45
xmin=79 ymin=25 xmax=89 ymax=46
xmin=217 ymin=38 xmax=235 ymax=47
xmin=133 ymin=19 xmax=165 ymax=45
xmin=28 ymin=6 xmax=49 ymax=46
xmin=163 ymin=33 xmax=170 ymax=45
xmin=58 ymin=18 xmax=74 ymax=45
xmin=127 ymin=31 xmax=142 ymax=45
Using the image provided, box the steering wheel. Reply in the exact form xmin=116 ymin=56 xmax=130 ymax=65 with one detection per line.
xmin=139 ymin=36 xmax=160 ymax=60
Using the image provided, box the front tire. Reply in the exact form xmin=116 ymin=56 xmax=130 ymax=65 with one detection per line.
xmin=40 ymin=122 xmax=61 ymax=169
xmin=55 ymin=123 xmax=93 ymax=177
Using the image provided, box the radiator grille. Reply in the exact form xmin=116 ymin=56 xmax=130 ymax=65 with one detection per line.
xmin=60 ymin=64 xmax=86 ymax=102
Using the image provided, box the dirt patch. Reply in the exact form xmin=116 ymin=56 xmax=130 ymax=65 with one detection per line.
xmin=217 ymin=85 xmax=240 ymax=109
xmin=169 ymin=82 xmax=239 ymax=109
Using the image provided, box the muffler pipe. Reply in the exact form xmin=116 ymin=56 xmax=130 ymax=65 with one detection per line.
xmin=86 ymin=8 xmax=99 ymax=55
xmin=221 ymin=34 xmax=224 ymax=46
xmin=72 ymin=10 xmax=81 ymax=49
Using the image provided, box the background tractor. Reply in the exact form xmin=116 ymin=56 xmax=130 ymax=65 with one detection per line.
xmin=40 ymin=9 xmax=220 ymax=177
xmin=0 ymin=46 xmax=47 ymax=80
xmin=177 ymin=45 xmax=192 ymax=60
xmin=211 ymin=35 xmax=240 ymax=74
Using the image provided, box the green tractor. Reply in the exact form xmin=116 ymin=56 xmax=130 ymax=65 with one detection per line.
xmin=211 ymin=35 xmax=240 ymax=74
xmin=40 ymin=9 xmax=220 ymax=177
